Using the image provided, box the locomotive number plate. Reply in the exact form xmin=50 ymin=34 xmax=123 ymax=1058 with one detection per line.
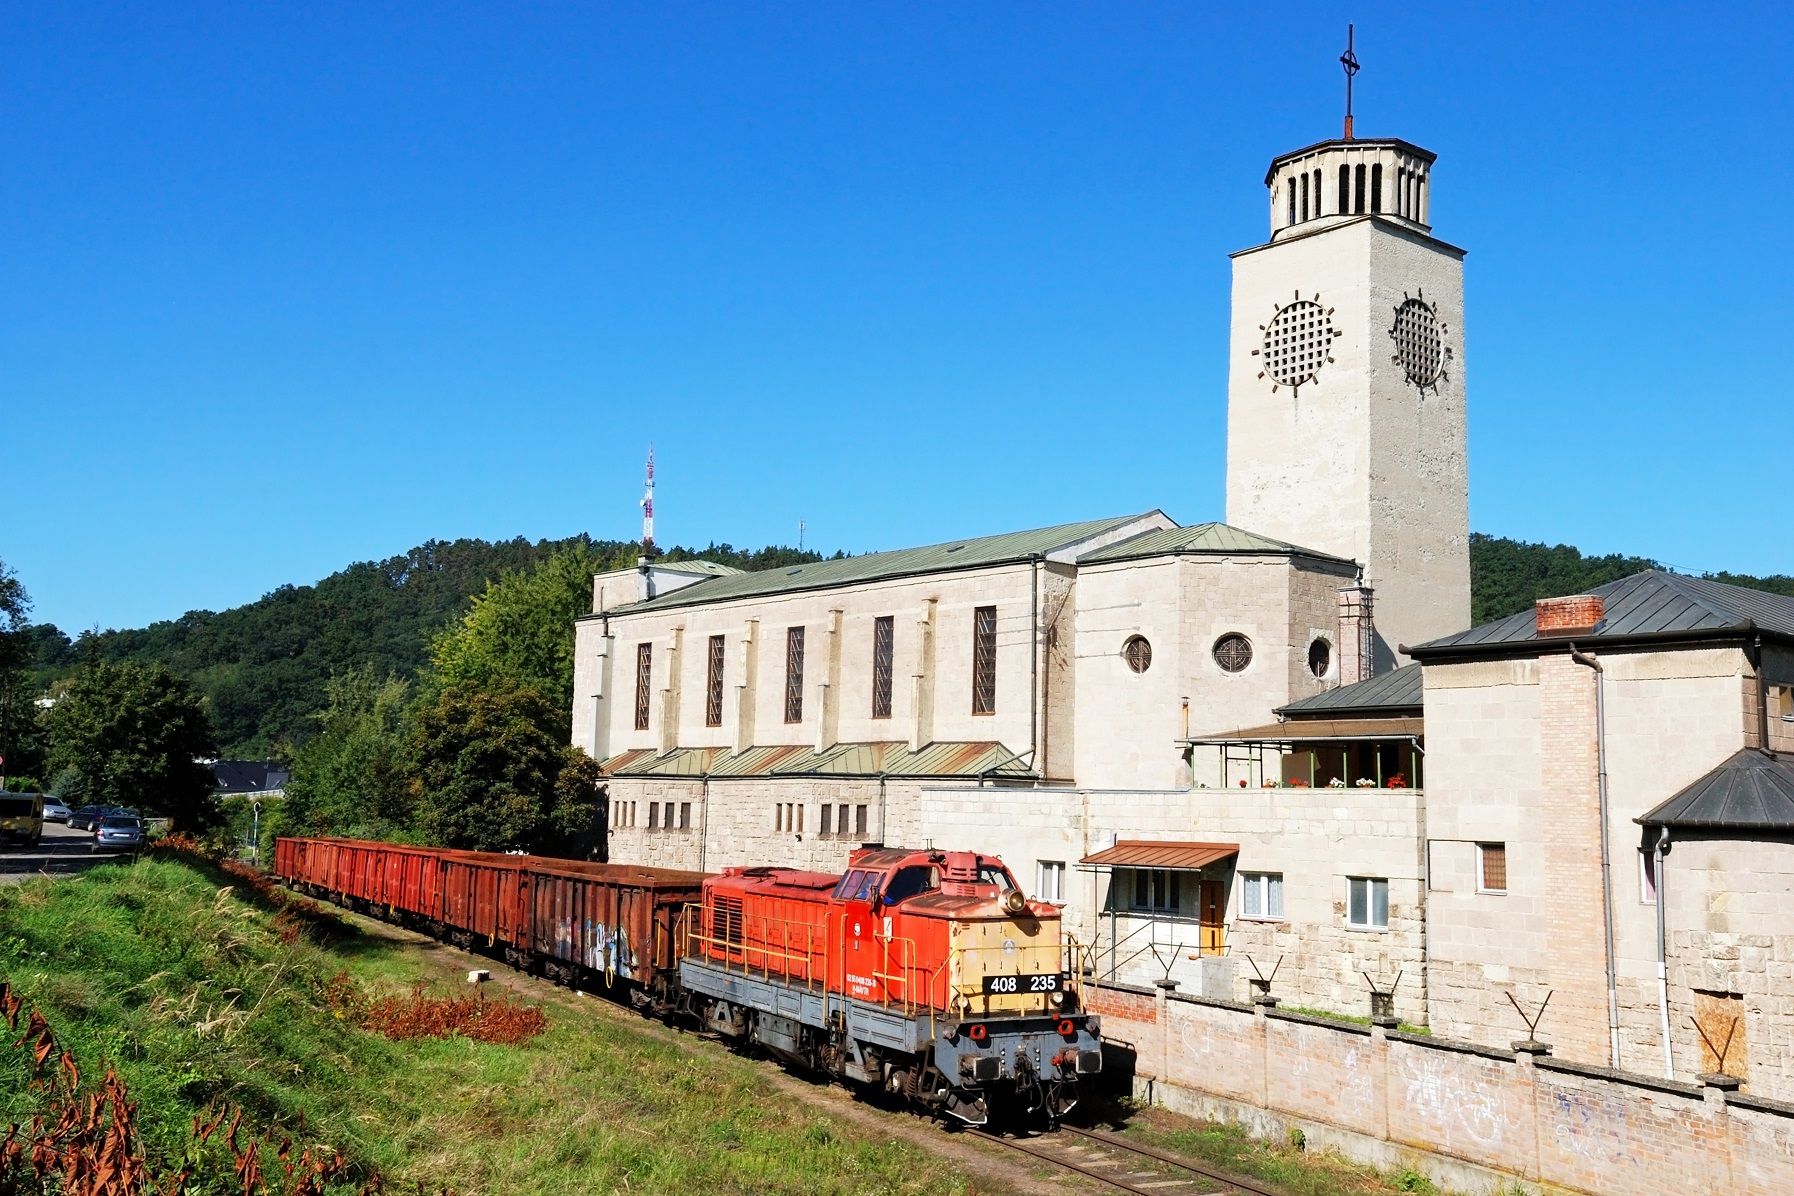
xmin=982 ymin=973 xmax=1064 ymax=995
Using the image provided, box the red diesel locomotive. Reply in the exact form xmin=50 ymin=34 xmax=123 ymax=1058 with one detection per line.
xmin=274 ymin=837 xmax=1101 ymax=1125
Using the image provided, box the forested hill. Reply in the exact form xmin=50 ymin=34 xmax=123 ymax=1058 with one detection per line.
xmin=27 ymin=535 xmax=821 ymax=757
xmin=1469 ymin=533 xmax=1794 ymax=625
xmin=24 ymin=531 xmax=1792 ymax=759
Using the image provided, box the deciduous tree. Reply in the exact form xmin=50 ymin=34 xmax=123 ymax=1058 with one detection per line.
xmin=278 ymin=667 xmax=415 ymax=840
xmin=411 ymin=682 xmax=603 ymax=856
xmin=45 ymin=661 xmax=219 ymax=829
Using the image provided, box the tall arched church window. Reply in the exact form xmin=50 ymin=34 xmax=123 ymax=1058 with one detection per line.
xmin=1371 ymin=163 xmax=1383 ymax=213
xmin=1338 ymin=165 xmax=1350 ymax=215
xmin=1287 ymin=177 xmax=1296 ymax=226
xmin=1354 ymin=164 xmax=1367 ymax=214
xmin=1300 ymin=172 xmax=1309 ymax=222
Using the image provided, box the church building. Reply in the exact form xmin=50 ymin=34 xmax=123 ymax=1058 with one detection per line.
xmin=573 ymin=117 xmax=1470 ymax=904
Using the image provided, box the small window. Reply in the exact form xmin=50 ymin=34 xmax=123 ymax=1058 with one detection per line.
xmin=972 ymin=605 xmax=997 ymax=715
xmin=1308 ymin=638 xmax=1331 ymax=678
xmin=1478 ymin=843 xmax=1507 ymax=894
xmin=820 ymin=803 xmax=833 ymax=836
xmin=705 ymin=634 xmax=725 ymax=727
xmin=679 ymin=802 xmax=692 ymax=831
xmin=1371 ymin=163 xmax=1383 ymax=213
xmin=1300 ymin=171 xmax=1309 ymax=222
xmin=633 ymin=642 xmax=653 ymax=730
xmin=1354 ymin=163 xmax=1366 ymax=214
xmin=1348 ymin=877 xmax=1389 ymax=929
xmin=784 ymin=626 xmax=806 ymax=723
xmin=872 ymin=615 xmax=895 ymax=719
xmin=1240 ymin=872 xmax=1284 ymax=920
xmin=1213 ymin=633 xmax=1253 ymax=674
xmin=648 ymin=802 xmax=659 ymax=830
xmin=1129 ymin=869 xmax=1180 ymax=913
xmin=1037 ymin=860 xmax=1066 ymax=903
xmin=1287 ymin=176 xmax=1296 ymax=226
xmin=855 ymin=804 xmax=868 ymax=836
xmin=796 ymin=804 xmax=804 ymax=833
xmin=1123 ymin=635 xmax=1152 ymax=674
xmin=1338 ymin=164 xmax=1350 ymax=215
xmin=1640 ymin=850 xmax=1659 ymax=905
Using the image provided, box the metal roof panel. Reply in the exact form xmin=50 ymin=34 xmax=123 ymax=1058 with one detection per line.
xmin=1080 ymin=841 xmax=1241 ymax=870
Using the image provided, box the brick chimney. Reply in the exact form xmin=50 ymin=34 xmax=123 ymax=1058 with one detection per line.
xmin=1535 ymin=595 xmax=1605 ymax=637
xmin=1338 ymin=584 xmax=1375 ymax=686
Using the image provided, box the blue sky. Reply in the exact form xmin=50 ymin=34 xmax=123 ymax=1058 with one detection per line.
xmin=7 ymin=2 xmax=1792 ymax=634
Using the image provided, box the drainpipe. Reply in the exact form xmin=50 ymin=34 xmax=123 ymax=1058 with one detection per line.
xmin=1654 ymin=824 xmax=1673 ymax=1079
xmin=1747 ymin=631 xmax=1770 ymax=752
xmin=698 ymin=775 xmax=709 ymax=873
xmin=1571 ymin=643 xmax=1623 ymax=1070
xmin=1029 ymin=555 xmax=1042 ymax=770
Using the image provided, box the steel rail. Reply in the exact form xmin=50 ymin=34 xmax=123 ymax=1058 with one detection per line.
xmin=968 ymin=1124 xmax=1288 ymax=1196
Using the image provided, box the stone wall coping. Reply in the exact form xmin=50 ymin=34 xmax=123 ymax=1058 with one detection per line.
xmin=1533 ymin=1055 xmax=1706 ymax=1099
xmin=1727 ymin=1090 xmax=1794 ymax=1118
xmin=1164 ymin=989 xmax=1256 ymax=1015
xmin=1385 ymin=1030 xmax=1511 ymax=1060
xmin=1090 ymin=980 xmax=1159 ymax=998
xmin=1263 ymin=1007 xmax=1373 ymax=1036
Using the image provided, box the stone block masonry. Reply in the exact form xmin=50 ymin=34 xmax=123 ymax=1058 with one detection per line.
xmin=1088 ymin=981 xmax=1794 ymax=1196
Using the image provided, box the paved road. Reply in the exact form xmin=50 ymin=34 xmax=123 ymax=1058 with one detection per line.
xmin=0 ymin=821 xmax=140 ymax=885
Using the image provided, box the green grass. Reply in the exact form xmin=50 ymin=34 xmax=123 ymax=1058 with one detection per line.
xmin=0 ymin=856 xmax=992 ymax=1194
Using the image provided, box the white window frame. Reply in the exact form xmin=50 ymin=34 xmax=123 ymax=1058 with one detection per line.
xmin=1037 ymin=860 xmax=1066 ymax=904
xmin=1239 ymin=871 xmax=1284 ymax=921
xmin=1347 ymin=876 xmax=1389 ymax=930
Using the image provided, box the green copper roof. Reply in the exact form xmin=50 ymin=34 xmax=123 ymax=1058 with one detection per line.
xmin=610 ymin=513 xmax=1163 ymax=614
xmin=1079 ymin=522 xmax=1355 ymax=567
xmin=599 ymin=740 xmax=1033 ymax=779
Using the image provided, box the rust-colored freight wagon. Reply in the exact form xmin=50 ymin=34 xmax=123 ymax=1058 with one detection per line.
xmin=272 ymin=837 xmax=705 ymax=1009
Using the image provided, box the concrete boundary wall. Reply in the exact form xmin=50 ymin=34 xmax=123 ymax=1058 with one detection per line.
xmin=1088 ymin=982 xmax=1794 ymax=1195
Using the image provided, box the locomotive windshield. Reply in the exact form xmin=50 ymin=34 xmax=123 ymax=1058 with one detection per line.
xmin=833 ymin=869 xmax=880 ymax=902
xmin=977 ymin=864 xmax=1016 ymax=894
xmin=881 ymin=864 xmax=940 ymax=904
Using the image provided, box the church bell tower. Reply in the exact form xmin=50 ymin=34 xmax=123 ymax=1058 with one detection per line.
xmin=1224 ymin=36 xmax=1470 ymax=669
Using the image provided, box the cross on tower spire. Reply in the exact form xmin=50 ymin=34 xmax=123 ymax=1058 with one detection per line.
xmin=1341 ymin=24 xmax=1360 ymax=140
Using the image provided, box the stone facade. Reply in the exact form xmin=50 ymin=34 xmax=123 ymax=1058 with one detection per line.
xmin=1070 ymin=552 xmax=1359 ymax=790
xmin=1225 ymin=202 xmax=1471 ymax=669
xmin=892 ymin=782 xmax=1428 ymax=1022
xmin=1421 ymin=641 xmax=1794 ymax=1097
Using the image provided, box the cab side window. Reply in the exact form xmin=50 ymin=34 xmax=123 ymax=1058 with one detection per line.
xmin=882 ymin=865 xmax=939 ymax=905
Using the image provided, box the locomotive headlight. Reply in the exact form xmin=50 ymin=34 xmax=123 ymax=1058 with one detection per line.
xmin=1049 ymin=990 xmax=1065 ymax=1005
xmin=1002 ymin=889 xmax=1026 ymax=915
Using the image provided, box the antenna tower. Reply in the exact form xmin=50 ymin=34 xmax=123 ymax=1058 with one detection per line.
xmin=640 ymin=446 xmax=656 ymax=551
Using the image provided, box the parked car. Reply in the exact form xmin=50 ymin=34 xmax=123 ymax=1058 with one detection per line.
xmin=0 ymin=792 xmax=44 ymax=847
xmin=92 ymin=816 xmax=144 ymax=851
xmin=70 ymin=805 xmax=136 ymax=831
xmin=42 ymin=800 xmax=72 ymax=824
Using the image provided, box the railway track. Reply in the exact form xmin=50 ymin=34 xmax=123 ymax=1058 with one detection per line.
xmin=968 ymin=1123 xmax=1286 ymax=1196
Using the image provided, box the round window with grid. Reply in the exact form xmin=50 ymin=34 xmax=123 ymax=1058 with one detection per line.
xmin=1258 ymin=299 xmax=1335 ymax=390
xmin=1212 ymin=633 xmax=1253 ymax=674
xmin=1122 ymin=635 xmax=1152 ymax=674
xmin=1390 ymin=296 xmax=1446 ymax=388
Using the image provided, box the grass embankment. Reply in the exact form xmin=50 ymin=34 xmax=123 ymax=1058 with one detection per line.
xmin=0 ymin=855 xmax=991 ymax=1195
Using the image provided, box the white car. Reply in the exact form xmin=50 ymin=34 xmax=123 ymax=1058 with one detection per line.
xmin=42 ymin=800 xmax=72 ymax=823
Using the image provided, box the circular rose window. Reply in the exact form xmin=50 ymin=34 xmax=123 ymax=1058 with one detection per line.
xmin=1213 ymin=633 xmax=1253 ymax=674
xmin=1390 ymin=294 xmax=1450 ymax=391
xmin=1254 ymin=293 xmax=1339 ymax=394
xmin=1123 ymin=635 xmax=1152 ymax=674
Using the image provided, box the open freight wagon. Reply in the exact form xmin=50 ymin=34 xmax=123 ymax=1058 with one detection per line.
xmin=275 ymin=836 xmax=706 ymax=1010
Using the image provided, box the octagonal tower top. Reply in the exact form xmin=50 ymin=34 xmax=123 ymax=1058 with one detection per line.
xmin=1264 ymin=137 xmax=1438 ymax=242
